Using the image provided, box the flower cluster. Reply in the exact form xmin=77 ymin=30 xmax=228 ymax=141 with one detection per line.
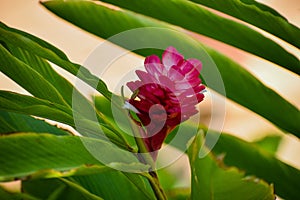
xmin=126 ymin=46 xmax=205 ymax=159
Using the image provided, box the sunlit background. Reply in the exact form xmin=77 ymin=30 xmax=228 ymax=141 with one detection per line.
xmin=1 ymin=0 xmax=300 ymax=193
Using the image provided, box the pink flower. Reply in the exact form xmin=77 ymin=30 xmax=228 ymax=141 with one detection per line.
xmin=127 ymin=46 xmax=205 ymax=159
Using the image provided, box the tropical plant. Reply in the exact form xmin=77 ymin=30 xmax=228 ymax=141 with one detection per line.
xmin=0 ymin=0 xmax=299 ymax=199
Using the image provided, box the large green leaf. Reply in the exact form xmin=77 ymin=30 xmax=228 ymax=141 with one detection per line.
xmin=0 ymin=133 xmax=107 ymax=182
xmin=0 ymin=27 xmax=125 ymax=142
xmin=188 ymin=133 xmax=275 ymax=200
xmin=22 ymin=174 xmax=155 ymax=200
xmin=212 ymin=133 xmax=300 ymax=200
xmin=253 ymin=134 xmax=282 ymax=155
xmin=0 ymin=90 xmax=132 ymax=150
xmin=0 ymin=133 xmax=148 ymax=182
xmin=2 ymin=37 xmax=101 ymax=123
xmin=165 ymin=124 xmax=300 ymax=200
xmin=190 ymin=0 xmax=300 ymax=49
xmin=4 ymin=44 xmax=78 ymax=107
xmin=70 ymin=172 xmax=155 ymax=200
xmin=0 ymin=22 xmax=68 ymax=60
xmin=22 ymin=178 xmax=103 ymax=200
xmin=101 ymin=0 xmax=300 ymax=75
xmin=0 ymin=22 xmax=112 ymax=100
xmin=0 ymin=91 xmax=74 ymax=126
xmin=1 ymin=23 xmax=111 ymax=123
xmin=0 ymin=110 xmax=69 ymax=135
xmin=0 ymin=44 xmax=68 ymax=106
xmin=42 ymin=0 xmax=300 ymax=137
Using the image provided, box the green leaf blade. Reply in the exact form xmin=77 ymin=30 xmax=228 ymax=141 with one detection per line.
xmin=22 ymin=178 xmax=104 ymax=200
xmin=101 ymin=0 xmax=300 ymax=74
xmin=0 ymin=133 xmax=107 ymax=182
xmin=213 ymin=133 xmax=300 ymax=200
xmin=5 ymin=45 xmax=75 ymax=107
xmin=0 ymin=43 xmax=68 ymax=106
xmin=190 ymin=0 xmax=300 ymax=48
xmin=70 ymin=172 xmax=154 ymax=200
xmin=0 ymin=22 xmax=112 ymax=101
xmin=0 ymin=110 xmax=70 ymax=135
xmin=0 ymin=91 xmax=74 ymax=127
xmin=253 ymin=135 xmax=282 ymax=155
xmin=165 ymin=124 xmax=300 ymax=200
xmin=187 ymin=133 xmax=275 ymax=200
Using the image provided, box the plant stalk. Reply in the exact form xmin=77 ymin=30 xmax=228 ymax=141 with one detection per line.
xmin=126 ymin=112 xmax=167 ymax=199
xmin=145 ymin=171 xmax=167 ymax=200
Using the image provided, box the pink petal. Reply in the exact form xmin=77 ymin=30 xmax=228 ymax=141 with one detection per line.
xmin=126 ymin=80 xmax=142 ymax=92
xmin=168 ymin=66 xmax=184 ymax=81
xmin=174 ymin=81 xmax=191 ymax=90
xmin=145 ymin=55 xmax=161 ymax=65
xmin=187 ymin=77 xmax=201 ymax=87
xmin=179 ymin=61 xmax=194 ymax=74
xmin=145 ymin=55 xmax=164 ymax=77
xmin=162 ymin=46 xmax=184 ymax=70
xmin=192 ymin=84 xmax=205 ymax=93
xmin=136 ymin=70 xmax=154 ymax=84
xmin=184 ymin=68 xmax=200 ymax=80
xmin=187 ymin=58 xmax=202 ymax=72
xmin=158 ymin=75 xmax=175 ymax=90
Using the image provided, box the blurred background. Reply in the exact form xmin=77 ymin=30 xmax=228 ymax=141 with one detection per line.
xmin=1 ymin=0 xmax=300 ymax=190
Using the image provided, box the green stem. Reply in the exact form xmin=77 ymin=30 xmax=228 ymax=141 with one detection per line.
xmin=126 ymin=111 xmax=167 ymax=199
xmin=144 ymin=172 xmax=167 ymax=200
xmin=128 ymin=115 xmax=155 ymax=169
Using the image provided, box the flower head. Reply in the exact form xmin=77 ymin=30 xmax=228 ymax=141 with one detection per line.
xmin=127 ymin=46 xmax=205 ymax=158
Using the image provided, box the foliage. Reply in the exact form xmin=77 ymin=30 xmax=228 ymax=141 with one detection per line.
xmin=0 ymin=0 xmax=299 ymax=199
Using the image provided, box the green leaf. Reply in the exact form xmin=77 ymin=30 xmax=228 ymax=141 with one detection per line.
xmin=0 ymin=43 xmax=68 ymax=106
xmin=0 ymin=133 xmax=106 ymax=182
xmin=3 ymin=44 xmax=78 ymax=107
xmin=100 ymin=0 xmax=300 ymax=74
xmin=0 ymin=22 xmax=112 ymax=100
xmin=188 ymin=133 xmax=275 ymax=200
xmin=0 ymin=90 xmax=133 ymax=150
xmin=253 ymin=135 xmax=282 ymax=154
xmin=41 ymin=0 xmax=300 ymax=136
xmin=165 ymin=124 xmax=300 ymax=200
xmin=0 ymin=110 xmax=70 ymax=135
xmin=0 ymin=22 xmax=68 ymax=60
xmin=22 ymin=178 xmax=103 ymax=200
xmin=0 ymin=90 xmax=74 ymax=127
xmin=0 ymin=185 xmax=40 ymax=200
xmin=190 ymin=0 xmax=300 ymax=48
xmin=94 ymin=96 xmax=137 ymax=148
xmin=123 ymin=172 xmax=155 ymax=200
xmin=213 ymin=133 xmax=300 ymax=200
xmin=0 ymin=133 xmax=147 ymax=182
xmin=70 ymin=172 xmax=154 ymax=200
xmin=157 ymin=169 xmax=177 ymax=191
xmin=1 ymin=37 xmax=100 ymax=123
xmin=1 ymin=23 xmax=109 ymax=123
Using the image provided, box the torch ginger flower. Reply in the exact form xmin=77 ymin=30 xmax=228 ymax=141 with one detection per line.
xmin=126 ymin=46 xmax=205 ymax=159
